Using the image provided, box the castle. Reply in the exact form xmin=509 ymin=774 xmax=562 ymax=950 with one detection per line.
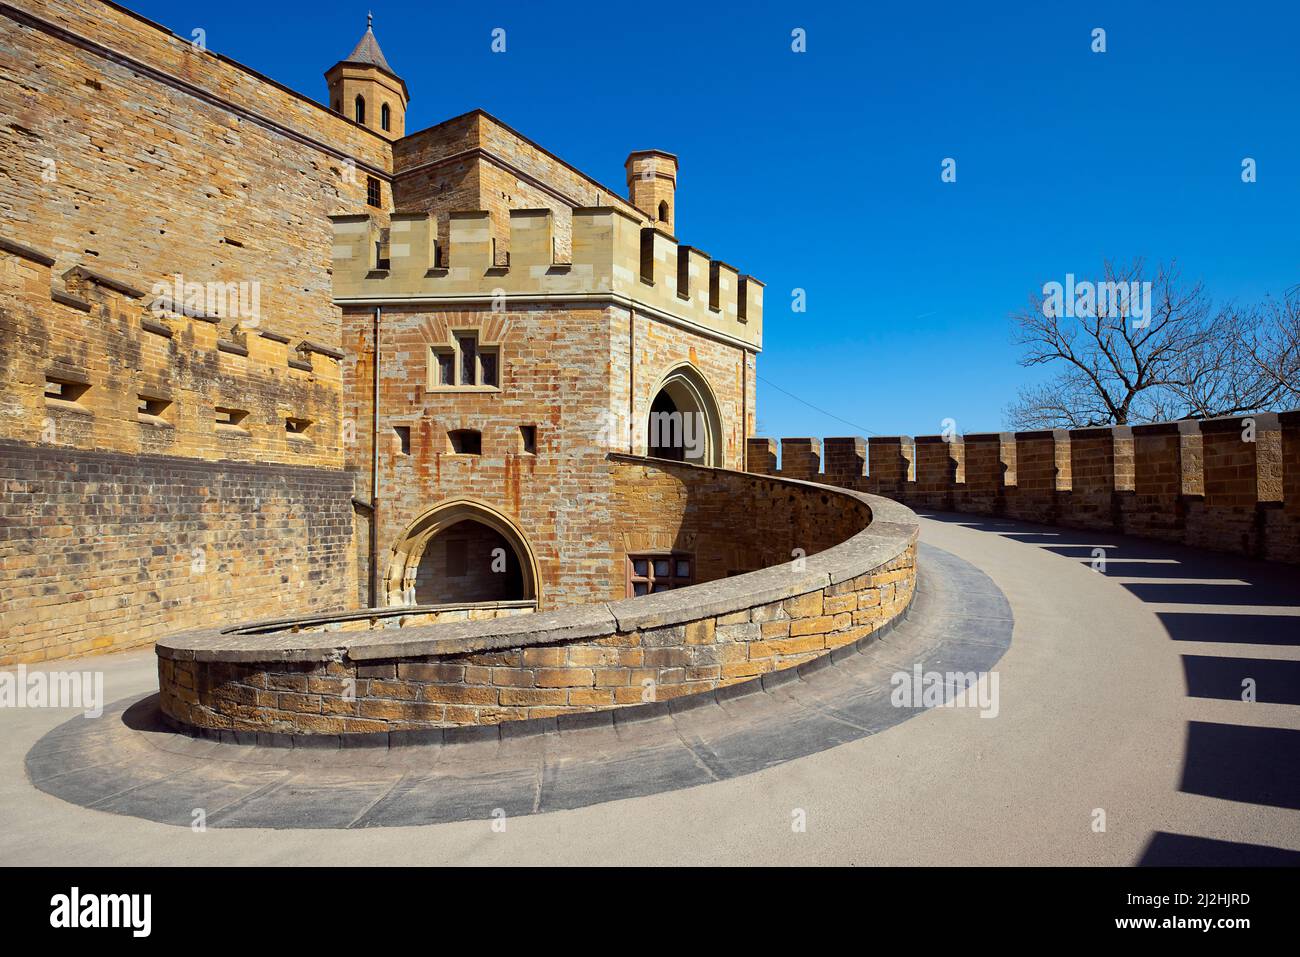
xmin=0 ymin=0 xmax=763 ymax=666
xmin=4 ymin=2 xmax=1296 ymax=736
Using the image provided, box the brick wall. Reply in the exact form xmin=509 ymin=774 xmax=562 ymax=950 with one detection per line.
xmin=2 ymin=0 xmax=391 ymax=349
xmin=156 ymin=458 xmax=918 ymax=733
xmin=0 ymin=439 xmax=355 ymax=665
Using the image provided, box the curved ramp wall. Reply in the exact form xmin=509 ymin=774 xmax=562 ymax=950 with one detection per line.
xmin=156 ymin=456 xmax=919 ymax=735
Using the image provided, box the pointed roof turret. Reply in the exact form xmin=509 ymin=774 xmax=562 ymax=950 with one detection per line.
xmin=346 ymin=13 xmax=395 ymax=74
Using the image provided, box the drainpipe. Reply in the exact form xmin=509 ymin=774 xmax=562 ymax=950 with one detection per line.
xmin=741 ymin=349 xmax=748 ymax=472
xmin=370 ymin=305 xmax=381 ymax=608
xmin=628 ymin=307 xmax=636 ymax=454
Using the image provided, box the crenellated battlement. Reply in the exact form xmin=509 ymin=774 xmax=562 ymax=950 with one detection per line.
xmin=747 ymin=413 xmax=1300 ymax=564
xmin=330 ymin=207 xmax=763 ymax=349
xmin=0 ymin=237 xmax=345 ymax=468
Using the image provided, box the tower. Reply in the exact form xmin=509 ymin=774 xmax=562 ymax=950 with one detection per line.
xmin=325 ymin=13 xmax=408 ymax=139
xmin=625 ymin=150 xmax=679 ymax=234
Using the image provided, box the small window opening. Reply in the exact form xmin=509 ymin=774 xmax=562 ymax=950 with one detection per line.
xmin=520 ymin=425 xmax=537 ymax=455
xmin=366 ymin=176 xmax=381 ymax=208
xmin=627 ymin=553 xmax=693 ymax=597
xmin=354 ymin=94 xmax=366 ymax=125
xmin=138 ymin=394 xmax=171 ymax=419
xmin=658 ymin=200 xmax=669 ymax=223
xmin=380 ymin=102 xmax=391 ymax=132
xmin=395 ymin=425 xmax=411 ymax=455
xmin=448 ymin=429 xmax=482 ymax=455
xmin=45 ymin=375 xmax=89 ymax=404
xmin=285 ymin=417 xmax=312 ymax=434
xmin=215 ymin=406 xmax=249 ymax=429
xmin=640 ymin=228 xmax=654 ymax=284
xmin=434 ymin=350 xmax=454 ymax=386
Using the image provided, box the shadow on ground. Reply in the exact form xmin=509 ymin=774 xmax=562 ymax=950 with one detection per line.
xmin=921 ymin=510 xmax=1300 ymax=867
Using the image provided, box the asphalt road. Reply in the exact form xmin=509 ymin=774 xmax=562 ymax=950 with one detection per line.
xmin=3 ymin=512 xmax=1297 ymax=865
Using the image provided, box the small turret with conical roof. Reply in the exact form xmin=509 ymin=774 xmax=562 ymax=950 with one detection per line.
xmin=325 ymin=13 xmax=408 ymax=140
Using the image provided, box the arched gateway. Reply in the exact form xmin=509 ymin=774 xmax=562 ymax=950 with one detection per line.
xmin=647 ymin=363 xmax=724 ymax=467
xmin=384 ymin=499 xmax=540 ymax=607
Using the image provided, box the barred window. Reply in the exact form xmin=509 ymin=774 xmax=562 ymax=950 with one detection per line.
xmin=627 ymin=553 xmax=693 ymax=597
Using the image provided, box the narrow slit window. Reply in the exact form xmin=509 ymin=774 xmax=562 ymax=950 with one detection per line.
xmin=479 ymin=348 xmax=498 ymax=387
xmin=457 ymin=335 xmax=476 ymax=386
xmin=380 ymin=102 xmax=391 ymax=132
xmin=354 ymin=94 xmax=366 ymax=125
xmin=640 ymin=228 xmax=654 ymax=284
xmin=435 ymin=350 xmax=454 ymax=386
xmin=394 ymin=425 xmax=411 ymax=455
xmin=520 ymin=425 xmax=537 ymax=455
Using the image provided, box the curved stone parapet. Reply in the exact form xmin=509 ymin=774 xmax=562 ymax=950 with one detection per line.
xmin=156 ymin=456 xmax=919 ymax=736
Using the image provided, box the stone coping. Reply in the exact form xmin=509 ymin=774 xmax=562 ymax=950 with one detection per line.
xmin=156 ymin=456 xmax=919 ymax=665
xmin=156 ymin=590 xmax=921 ymax=751
xmin=230 ymin=599 xmax=536 ymax=635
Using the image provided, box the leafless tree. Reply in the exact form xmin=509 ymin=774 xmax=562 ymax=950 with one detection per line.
xmin=1007 ymin=259 xmax=1296 ymax=428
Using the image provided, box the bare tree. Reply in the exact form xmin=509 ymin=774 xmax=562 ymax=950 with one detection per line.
xmin=1006 ymin=259 xmax=1295 ymax=429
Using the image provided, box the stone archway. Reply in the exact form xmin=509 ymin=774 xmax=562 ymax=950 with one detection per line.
xmin=384 ymin=499 xmax=539 ymax=607
xmin=647 ymin=363 xmax=724 ymax=467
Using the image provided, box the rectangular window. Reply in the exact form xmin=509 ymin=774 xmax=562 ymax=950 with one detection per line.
xmin=627 ymin=553 xmax=693 ymax=597
xmin=457 ymin=335 xmax=476 ymax=385
xmin=436 ymin=350 xmax=454 ymax=386
xmin=215 ymin=407 xmax=249 ymax=429
xmin=448 ymin=429 xmax=482 ymax=455
xmin=520 ymin=425 xmax=537 ymax=455
xmin=394 ymin=425 xmax=411 ymax=455
xmin=137 ymin=394 xmax=171 ymax=420
xmin=45 ymin=375 xmax=89 ymax=404
xmin=366 ymin=176 xmax=381 ymax=208
xmin=640 ymin=228 xmax=655 ymax=284
xmin=431 ymin=332 xmax=500 ymax=390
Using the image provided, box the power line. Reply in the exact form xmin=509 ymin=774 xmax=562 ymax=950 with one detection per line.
xmin=755 ymin=373 xmax=881 ymax=436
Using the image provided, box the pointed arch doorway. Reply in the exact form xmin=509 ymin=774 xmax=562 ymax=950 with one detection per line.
xmin=646 ymin=364 xmax=724 ymax=467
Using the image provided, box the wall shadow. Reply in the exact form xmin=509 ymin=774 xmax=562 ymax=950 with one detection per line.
xmin=1182 ymin=655 xmax=1300 ymax=704
xmin=1179 ymin=721 xmax=1300 ymax=810
xmin=1138 ymin=831 xmax=1300 ymax=866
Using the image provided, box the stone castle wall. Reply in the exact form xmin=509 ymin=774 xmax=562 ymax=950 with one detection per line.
xmin=0 ymin=238 xmax=358 ymax=665
xmin=747 ymin=411 xmax=1300 ymax=564
xmin=1 ymin=0 xmax=390 ymax=349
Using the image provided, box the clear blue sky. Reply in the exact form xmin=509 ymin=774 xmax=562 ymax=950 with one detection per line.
xmin=130 ymin=0 xmax=1300 ymax=438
